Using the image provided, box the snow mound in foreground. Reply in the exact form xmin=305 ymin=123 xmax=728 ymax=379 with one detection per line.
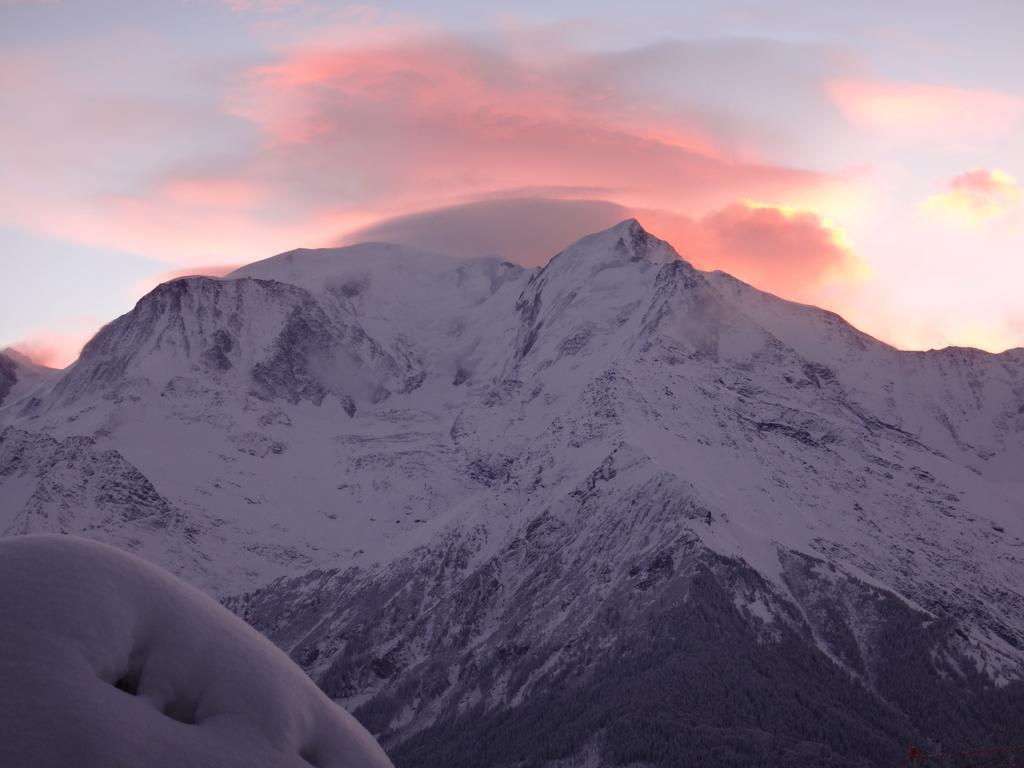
xmin=0 ymin=535 xmax=393 ymax=768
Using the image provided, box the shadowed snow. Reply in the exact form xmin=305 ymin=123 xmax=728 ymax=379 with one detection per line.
xmin=0 ymin=535 xmax=393 ymax=768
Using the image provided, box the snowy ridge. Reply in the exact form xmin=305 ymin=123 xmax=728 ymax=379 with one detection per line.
xmin=1 ymin=219 xmax=1023 ymax=765
xmin=0 ymin=348 xmax=58 ymax=410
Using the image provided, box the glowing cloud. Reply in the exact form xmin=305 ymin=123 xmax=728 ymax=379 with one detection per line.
xmin=635 ymin=202 xmax=866 ymax=304
xmin=700 ymin=201 xmax=863 ymax=286
xmin=922 ymin=169 xmax=1024 ymax=225
xmin=0 ymin=32 xmax=842 ymax=271
xmin=8 ymin=322 xmax=101 ymax=369
xmin=828 ymin=78 xmax=1024 ymax=142
xmin=229 ymin=35 xmax=839 ymax=217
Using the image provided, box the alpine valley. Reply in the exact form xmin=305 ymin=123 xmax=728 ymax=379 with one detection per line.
xmin=2 ymin=220 xmax=1023 ymax=767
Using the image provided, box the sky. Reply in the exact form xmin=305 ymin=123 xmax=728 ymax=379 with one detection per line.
xmin=3 ymin=0 xmax=1024 ymax=367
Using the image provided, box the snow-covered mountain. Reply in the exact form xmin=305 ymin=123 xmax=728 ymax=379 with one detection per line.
xmin=2 ymin=220 xmax=1023 ymax=766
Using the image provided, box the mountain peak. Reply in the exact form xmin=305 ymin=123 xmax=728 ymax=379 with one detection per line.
xmin=549 ymin=218 xmax=681 ymax=270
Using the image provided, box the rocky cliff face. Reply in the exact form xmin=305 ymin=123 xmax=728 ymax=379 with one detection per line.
xmin=2 ymin=220 xmax=1023 ymax=765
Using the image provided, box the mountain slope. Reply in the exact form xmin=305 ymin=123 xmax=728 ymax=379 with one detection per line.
xmin=2 ymin=219 xmax=1023 ymax=765
xmin=0 ymin=255 xmax=531 ymax=591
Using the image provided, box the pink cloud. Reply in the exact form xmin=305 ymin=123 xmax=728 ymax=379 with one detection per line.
xmin=703 ymin=203 xmax=858 ymax=283
xmin=636 ymin=203 xmax=865 ymax=303
xmin=922 ymin=168 xmax=1024 ymax=225
xmin=950 ymin=169 xmax=1022 ymax=197
xmin=160 ymin=178 xmax=272 ymax=210
xmin=8 ymin=322 xmax=101 ymax=369
xmin=827 ymin=78 xmax=1024 ymax=142
xmin=0 ymin=31 xmax=848 ymax=271
xmin=229 ymin=35 xmax=840 ymax=215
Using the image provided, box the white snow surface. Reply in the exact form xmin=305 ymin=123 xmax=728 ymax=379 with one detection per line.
xmin=0 ymin=534 xmax=393 ymax=768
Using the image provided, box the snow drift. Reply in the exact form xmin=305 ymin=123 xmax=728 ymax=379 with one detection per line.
xmin=0 ymin=534 xmax=393 ymax=768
